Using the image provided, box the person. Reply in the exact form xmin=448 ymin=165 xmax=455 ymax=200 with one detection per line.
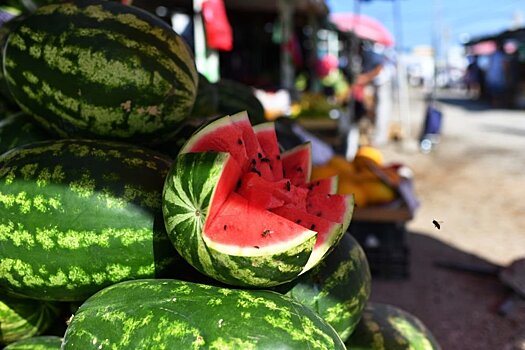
xmin=464 ymin=55 xmax=481 ymax=99
xmin=370 ymin=50 xmax=395 ymax=147
xmin=485 ymin=42 xmax=508 ymax=107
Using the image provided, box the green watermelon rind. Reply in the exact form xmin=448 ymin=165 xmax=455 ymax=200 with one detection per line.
xmin=0 ymin=293 xmax=61 ymax=345
xmin=3 ymin=335 xmax=63 ymax=350
xmin=162 ymin=151 xmax=317 ymax=287
xmin=345 ymin=302 xmax=442 ymax=350
xmin=62 ymin=279 xmax=346 ymax=350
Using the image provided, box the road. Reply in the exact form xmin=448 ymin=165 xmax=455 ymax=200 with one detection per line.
xmin=367 ymin=88 xmax=525 ymax=350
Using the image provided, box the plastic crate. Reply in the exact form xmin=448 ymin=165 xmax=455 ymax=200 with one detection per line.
xmin=348 ymin=220 xmax=410 ymax=279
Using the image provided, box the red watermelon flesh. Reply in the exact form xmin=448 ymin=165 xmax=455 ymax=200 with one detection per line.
xmin=306 ymin=192 xmax=353 ymax=224
xmin=236 ymin=172 xmax=308 ymax=210
xmin=253 ymin=122 xmax=284 ymax=180
xmin=181 ymin=115 xmax=249 ymax=169
xmin=282 ymin=143 xmax=312 ymax=186
xmin=303 ymin=176 xmax=338 ymax=195
xmin=237 ymin=181 xmax=285 ymax=210
xmin=205 ymin=192 xmax=316 ymax=250
xmin=231 ymin=112 xmax=274 ymax=180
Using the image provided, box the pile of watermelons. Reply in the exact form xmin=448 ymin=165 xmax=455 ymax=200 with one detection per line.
xmin=0 ymin=1 xmax=442 ymax=349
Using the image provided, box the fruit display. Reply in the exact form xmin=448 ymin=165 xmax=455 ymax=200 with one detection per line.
xmin=311 ymin=147 xmax=403 ymax=208
xmin=0 ymin=1 xmax=439 ymax=348
xmin=345 ymin=302 xmax=442 ymax=350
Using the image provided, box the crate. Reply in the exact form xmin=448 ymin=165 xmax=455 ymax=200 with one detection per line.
xmin=349 ymin=220 xmax=410 ymax=279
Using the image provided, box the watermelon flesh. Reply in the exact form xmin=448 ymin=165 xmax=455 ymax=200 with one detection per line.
xmin=253 ymin=122 xmax=283 ymax=180
xmin=281 ymin=142 xmax=312 ymax=186
xmin=303 ymin=175 xmax=339 ymax=195
xmin=168 ymin=112 xmax=354 ymax=286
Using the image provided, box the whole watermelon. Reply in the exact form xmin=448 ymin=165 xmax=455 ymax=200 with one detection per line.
xmin=345 ymin=302 xmax=442 ymax=350
xmin=0 ymin=292 xmax=60 ymax=345
xmin=0 ymin=139 xmax=181 ymax=301
xmin=3 ymin=336 xmax=62 ymax=350
xmin=3 ymin=0 xmax=198 ymax=144
xmin=62 ymin=279 xmax=346 ymax=349
xmin=0 ymin=112 xmax=53 ymax=154
xmin=277 ymin=233 xmax=371 ymax=342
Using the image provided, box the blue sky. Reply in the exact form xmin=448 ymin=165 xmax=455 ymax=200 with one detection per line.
xmin=327 ymin=0 xmax=525 ymax=50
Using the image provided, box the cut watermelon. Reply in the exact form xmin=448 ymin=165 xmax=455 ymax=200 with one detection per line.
xmin=163 ymin=112 xmax=354 ymax=287
xmin=307 ymin=192 xmax=355 ymax=224
xmin=253 ymin=122 xmax=283 ymax=180
xmin=282 ymin=142 xmax=312 ymax=186
xmin=303 ymin=175 xmax=339 ymax=195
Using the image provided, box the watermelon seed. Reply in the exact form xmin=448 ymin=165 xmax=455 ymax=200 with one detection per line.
xmin=310 ymin=224 xmax=316 ymax=230
xmin=261 ymin=229 xmax=272 ymax=237
xmin=296 ymin=166 xmax=303 ymax=173
xmin=251 ymin=159 xmax=256 ymax=165
xmin=261 ymin=157 xmax=270 ymax=163
xmin=285 ymin=181 xmax=291 ymax=191
xmin=254 ymin=245 xmax=260 ymax=249
xmin=296 ymin=219 xmax=301 ymax=224
xmin=317 ymin=211 xmax=322 ymax=216
xmin=251 ymin=167 xmax=262 ymax=176
xmin=276 ymin=155 xmax=281 ymax=160
xmin=223 ymin=225 xmax=227 ymax=230
xmin=258 ymin=153 xmax=263 ymax=159
xmin=316 ymin=181 xmax=320 ymax=185
xmin=236 ymin=179 xmax=242 ymax=190
xmin=307 ymin=184 xmax=314 ymax=190
xmin=237 ymin=139 xmax=243 ymax=145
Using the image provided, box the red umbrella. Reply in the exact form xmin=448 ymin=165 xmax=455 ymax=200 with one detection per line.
xmin=330 ymin=13 xmax=395 ymax=47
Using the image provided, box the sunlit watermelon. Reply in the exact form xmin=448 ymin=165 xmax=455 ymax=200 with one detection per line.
xmin=162 ymin=111 xmax=354 ymax=287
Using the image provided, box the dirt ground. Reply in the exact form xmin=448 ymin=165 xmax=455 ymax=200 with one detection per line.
xmin=367 ymin=88 xmax=525 ymax=350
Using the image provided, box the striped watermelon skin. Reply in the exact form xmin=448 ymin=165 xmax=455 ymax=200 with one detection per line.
xmin=277 ymin=233 xmax=371 ymax=342
xmin=0 ymin=112 xmax=53 ymax=155
xmin=0 ymin=139 xmax=180 ymax=301
xmin=345 ymin=303 xmax=442 ymax=350
xmin=162 ymin=151 xmax=317 ymax=287
xmin=62 ymin=279 xmax=346 ymax=349
xmin=3 ymin=0 xmax=197 ymax=144
xmin=3 ymin=336 xmax=62 ymax=350
xmin=0 ymin=293 xmax=61 ymax=345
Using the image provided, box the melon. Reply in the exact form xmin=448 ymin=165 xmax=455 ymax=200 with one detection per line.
xmin=163 ymin=112 xmax=354 ymax=287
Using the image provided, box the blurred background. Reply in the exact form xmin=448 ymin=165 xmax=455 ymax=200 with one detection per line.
xmin=2 ymin=0 xmax=525 ymax=349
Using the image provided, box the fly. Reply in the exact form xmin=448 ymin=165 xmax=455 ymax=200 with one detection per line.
xmin=432 ymin=220 xmax=443 ymax=230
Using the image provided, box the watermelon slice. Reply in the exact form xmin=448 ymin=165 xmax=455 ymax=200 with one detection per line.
xmin=253 ymin=122 xmax=283 ymax=180
xmin=303 ymin=175 xmax=339 ymax=195
xmin=282 ymin=142 xmax=312 ymax=186
xmin=163 ymin=112 xmax=354 ymax=287
xmin=230 ymin=111 xmax=273 ymax=180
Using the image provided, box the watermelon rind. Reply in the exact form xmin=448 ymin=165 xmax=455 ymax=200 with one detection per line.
xmin=3 ymin=335 xmax=63 ymax=350
xmin=345 ymin=302 xmax=442 ymax=350
xmin=162 ymin=151 xmax=317 ymax=287
xmin=278 ymin=233 xmax=371 ymax=342
xmin=62 ymin=279 xmax=346 ymax=349
xmin=0 ymin=293 xmax=61 ymax=345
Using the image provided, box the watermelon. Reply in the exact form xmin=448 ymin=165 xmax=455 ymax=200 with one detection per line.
xmin=3 ymin=336 xmax=63 ymax=350
xmin=215 ymin=78 xmax=266 ymax=125
xmin=3 ymin=0 xmax=198 ymax=144
xmin=0 ymin=112 xmax=53 ymax=154
xmin=277 ymin=233 xmax=371 ymax=342
xmin=304 ymin=175 xmax=339 ymax=195
xmin=345 ymin=303 xmax=442 ymax=350
xmin=62 ymin=279 xmax=346 ymax=349
xmin=0 ymin=293 xmax=60 ymax=345
xmin=191 ymin=72 xmax=218 ymax=118
xmin=0 ymin=139 xmax=181 ymax=301
xmin=163 ymin=113 xmax=354 ymax=287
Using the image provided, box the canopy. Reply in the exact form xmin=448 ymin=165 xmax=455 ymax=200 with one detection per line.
xmin=330 ymin=12 xmax=394 ymax=47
